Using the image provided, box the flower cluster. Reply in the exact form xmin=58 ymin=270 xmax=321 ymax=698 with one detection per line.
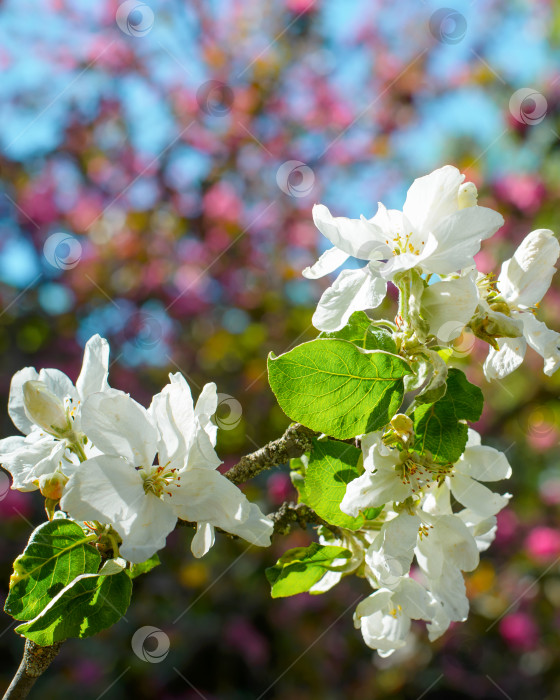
xmin=313 ymin=427 xmax=511 ymax=656
xmin=298 ymin=164 xmax=560 ymax=656
xmin=306 ymin=165 xmax=560 ymax=381
xmin=0 ymin=336 xmax=272 ymax=563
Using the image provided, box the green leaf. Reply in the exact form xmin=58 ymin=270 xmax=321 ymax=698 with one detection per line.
xmin=5 ymin=520 xmax=100 ymax=622
xmin=128 ymin=553 xmax=161 ymax=579
xmin=16 ymin=560 xmax=132 ymax=645
xmin=266 ymin=543 xmax=351 ymax=598
xmin=320 ymin=311 xmax=397 ymax=353
xmin=411 ymin=368 xmax=483 ymax=464
xmin=268 ymin=338 xmax=411 ymax=439
xmin=298 ymin=439 xmax=369 ymax=530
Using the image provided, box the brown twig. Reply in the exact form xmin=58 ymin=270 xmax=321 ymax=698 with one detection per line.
xmin=271 ymin=502 xmax=336 ymax=536
xmin=225 ymin=423 xmax=316 ymax=484
xmin=3 ymin=640 xmax=62 ymax=700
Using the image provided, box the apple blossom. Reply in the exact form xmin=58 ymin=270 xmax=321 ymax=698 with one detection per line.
xmin=60 ymin=374 xmax=273 ymax=563
xmin=304 ymin=166 xmax=504 ymax=331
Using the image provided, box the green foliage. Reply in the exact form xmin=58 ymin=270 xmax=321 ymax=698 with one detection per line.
xmin=5 ymin=520 xmax=100 ymax=621
xmin=128 ymin=553 xmax=161 ymax=579
xmin=266 ymin=543 xmax=351 ymax=598
xmin=411 ymin=368 xmax=484 ymax=464
xmin=296 ymin=438 xmax=381 ymax=529
xmin=16 ymin=560 xmax=132 ymax=646
xmin=319 ymin=311 xmax=397 ymax=353
xmin=268 ymin=338 xmax=410 ymax=439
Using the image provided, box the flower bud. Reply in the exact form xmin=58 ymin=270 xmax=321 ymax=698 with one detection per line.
xmin=390 ymin=414 xmax=414 ymax=440
xmin=458 ymin=182 xmax=478 ymax=209
xmin=22 ymin=380 xmax=69 ymax=435
xmin=38 ymin=472 xmax=68 ymax=501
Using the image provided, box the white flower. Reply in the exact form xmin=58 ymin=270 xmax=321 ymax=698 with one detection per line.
xmin=484 ymin=229 xmax=560 ymax=380
xmin=60 ymin=373 xmax=273 ymax=563
xmin=366 ymin=509 xmax=479 ymax=589
xmin=353 ymin=577 xmax=435 ymax=657
xmin=304 ymin=166 xmax=504 ymax=331
xmin=341 ymin=429 xmax=511 ymax=522
xmin=0 ymin=335 xmax=112 ymax=491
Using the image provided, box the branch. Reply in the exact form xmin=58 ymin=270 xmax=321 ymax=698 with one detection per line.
xmin=3 ymin=640 xmax=62 ymax=700
xmin=271 ymin=502 xmax=336 ymax=536
xmin=225 ymin=423 xmax=316 ymax=485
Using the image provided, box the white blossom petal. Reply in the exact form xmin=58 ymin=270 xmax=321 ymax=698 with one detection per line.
xmin=76 ymin=335 xmax=110 ymax=399
xmin=459 ymin=444 xmax=512 ymax=481
xmin=448 ymin=472 xmax=510 ymax=518
xmin=424 ymin=206 xmax=504 ymax=275
xmin=428 ymin=562 xmax=469 ymax=622
xmin=340 ymin=468 xmax=409 ymax=516
xmin=312 ymin=204 xmax=388 ymax=260
xmin=170 ymin=468 xmax=272 ymax=548
xmin=392 ymin=577 xmax=434 ymax=621
xmin=498 ymin=229 xmax=560 ymax=307
xmin=61 ymin=455 xmax=145 ymax=527
xmin=421 ymin=274 xmax=479 ymax=342
xmin=520 ymin=313 xmax=560 ymax=376
xmin=38 ymin=368 xmax=78 ymax=403
xmin=0 ymin=433 xmax=63 ymax=491
xmin=191 ymin=522 xmax=216 ymax=558
xmin=119 ymin=493 xmax=178 ymax=564
xmin=8 ymin=367 xmax=39 ymax=435
xmin=367 ymin=513 xmax=420 ymax=585
xmin=483 ymin=336 xmax=526 ymax=380
xmin=312 ymin=266 xmax=387 ymax=332
xmin=402 ymin=165 xmax=466 ymax=234
xmin=302 ymin=246 xmax=350 ymax=279
xmin=82 ymin=393 xmax=158 ymax=467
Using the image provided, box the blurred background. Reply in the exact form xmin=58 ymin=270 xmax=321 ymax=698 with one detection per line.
xmin=0 ymin=0 xmax=560 ymax=697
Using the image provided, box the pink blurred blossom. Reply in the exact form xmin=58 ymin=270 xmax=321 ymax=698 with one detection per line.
xmin=494 ymin=174 xmax=546 ymax=215
xmin=524 ymin=526 xmax=560 ymax=563
xmin=0 ymin=488 xmax=34 ymax=520
xmin=494 ymin=509 xmax=519 ymax=548
xmin=267 ymin=472 xmax=295 ymax=505
xmin=499 ymin=612 xmax=539 ymax=650
xmin=203 ymin=183 xmax=242 ymax=223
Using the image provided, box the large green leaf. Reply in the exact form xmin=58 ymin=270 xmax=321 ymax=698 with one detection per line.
xmin=5 ymin=520 xmax=100 ymax=621
xmin=411 ymin=368 xmax=483 ymax=464
xmin=266 ymin=543 xmax=351 ymax=598
xmin=320 ymin=311 xmax=397 ymax=353
xmin=16 ymin=559 xmax=132 ymax=646
xmin=298 ymin=439 xmax=380 ymax=530
xmin=268 ymin=338 xmax=410 ymax=439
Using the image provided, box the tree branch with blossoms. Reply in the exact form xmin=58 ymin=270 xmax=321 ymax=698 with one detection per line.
xmin=2 ymin=165 xmax=560 ymax=697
